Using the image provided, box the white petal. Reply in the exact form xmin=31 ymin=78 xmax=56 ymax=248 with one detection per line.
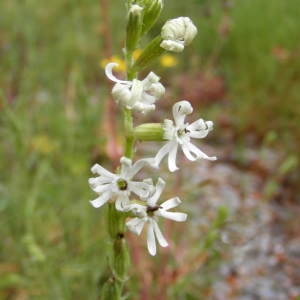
xmin=147 ymin=82 xmax=165 ymax=99
xmin=147 ymin=221 xmax=157 ymax=256
xmin=115 ymin=195 xmax=130 ymax=212
xmin=172 ymin=101 xmax=193 ymax=127
xmin=128 ymin=203 xmax=147 ymax=218
xmin=181 ymin=142 xmax=198 ymax=161
xmin=160 ymin=197 xmax=181 ymax=210
xmin=120 ymin=157 xmax=133 ymax=178
xmin=112 ymin=83 xmax=132 ymax=106
xmin=128 ymin=79 xmax=144 ymax=107
xmin=168 ymin=142 xmax=179 ymax=172
xmin=90 ymin=192 xmax=111 ymax=208
xmin=126 ymin=158 xmax=151 ymax=178
xmin=157 ymin=210 xmax=187 ymax=222
xmin=105 ymin=62 xmax=130 ymax=84
xmin=128 ymin=181 xmax=151 ymax=198
xmin=147 ymin=177 xmax=165 ymax=207
xmin=142 ymin=72 xmax=160 ymax=89
xmin=187 ymin=119 xmax=213 ymax=139
xmin=91 ymin=164 xmax=115 ymax=178
xmin=92 ymin=183 xmax=112 ymax=194
xmin=132 ymin=101 xmax=155 ymax=113
xmin=186 ymin=142 xmax=217 ymax=161
xmin=160 ymin=40 xmax=184 ymax=53
xmin=153 ymin=220 xmax=168 ymax=248
xmin=88 ymin=177 xmax=112 ymax=187
xmin=143 ymin=178 xmax=154 ymax=186
xmin=126 ymin=217 xmax=146 ymax=235
xmin=153 ymin=141 xmax=173 ymax=168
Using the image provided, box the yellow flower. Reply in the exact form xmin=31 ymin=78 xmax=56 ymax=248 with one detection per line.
xmin=159 ymin=54 xmax=178 ymax=68
xmin=100 ymin=56 xmax=126 ymax=72
xmin=133 ymin=49 xmax=142 ymax=60
xmin=30 ymin=134 xmax=57 ymax=155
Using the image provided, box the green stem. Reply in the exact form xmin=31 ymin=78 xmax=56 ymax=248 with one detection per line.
xmin=104 ymin=42 xmax=137 ymax=300
xmin=124 ymin=108 xmax=134 ymax=158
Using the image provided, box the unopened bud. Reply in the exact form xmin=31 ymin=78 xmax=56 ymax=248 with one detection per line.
xmin=101 ymin=278 xmax=121 ymax=300
xmin=126 ymin=4 xmax=144 ymax=53
xmin=160 ymin=17 xmax=197 ymax=52
xmin=141 ymin=0 xmax=164 ymax=35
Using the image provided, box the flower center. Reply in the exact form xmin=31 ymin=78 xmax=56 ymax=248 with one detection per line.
xmin=117 ymin=178 xmax=128 ymax=191
xmin=147 ymin=205 xmax=161 ymax=216
xmin=177 ymin=128 xmax=190 ymax=137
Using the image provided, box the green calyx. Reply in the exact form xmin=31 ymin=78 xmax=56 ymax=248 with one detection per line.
xmin=133 ymin=35 xmax=165 ymax=70
xmin=141 ymin=0 xmax=163 ymax=35
xmin=133 ymin=123 xmax=164 ymax=141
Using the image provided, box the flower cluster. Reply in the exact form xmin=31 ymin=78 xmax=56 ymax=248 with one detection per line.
xmin=89 ymin=12 xmax=216 ymax=256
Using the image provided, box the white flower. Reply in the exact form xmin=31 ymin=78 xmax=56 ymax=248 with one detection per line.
xmin=126 ymin=178 xmax=187 ymax=256
xmin=153 ymin=100 xmax=217 ymax=172
xmin=160 ymin=17 xmax=198 ymax=53
xmin=89 ymin=157 xmax=152 ymax=211
xmin=105 ymin=63 xmax=165 ymax=113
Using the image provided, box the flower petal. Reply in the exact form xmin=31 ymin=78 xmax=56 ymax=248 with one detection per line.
xmin=115 ymin=195 xmax=130 ymax=211
xmin=185 ymin=142 xmax=217 ymax=161
xmin=105 ymin=62 xmax=131 ymax=84
xmin=168 ymin=142 xmax=179 ymax=172
xmin=91 ymin=164 xmax=115 ymax=178
xmin=181 ymin=142 xmax=198 ymax=161
xmin=88 ymin=177 xmax=112 ymax=187
xmin=187 ymin=119 xmax=213 ymax=139
xmin=120 ymin=157 xmax=133 ymax=178
xmin=153 ymin=141 xmax=173 ymax=168
xmin=128 ymin=181 xmax=152 ymax=198
xmin=128 ymin=79 xmax=144 ymax=107
xmin=147 ymin=177 xmax=165 ymax=207
xmin=157 ymin=210 xmax=187 ymax=222
xmin=125 ymin=158 xmax=151 ymax=179
xmin=160 ymin=40 xmax=184 ymax=53
xmin=153 ymin=220 xmax=168 ymax=248
xmin=147 ymin=221 xmax=157 ymax=256
xmin=126 ymin=217 xmax=146 ymax=235
xmin=172 ymin=101 xmax=193 ymax=127
xmin=160 ymin=197 xmax=181 ymax=210
xmin=91 ymin=183 xmax=112 ymax=194
xmin=90 ymin=192 xmax=111 ymax=208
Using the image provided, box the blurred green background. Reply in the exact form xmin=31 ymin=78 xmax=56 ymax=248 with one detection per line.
xmin=1 ymin=0 xmax=299 ymax=299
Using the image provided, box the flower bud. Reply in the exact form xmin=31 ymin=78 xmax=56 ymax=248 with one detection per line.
xmin=141 ymin=0 xmax=164 ymax=35
xmin=126 ymin=4 xmax=144 ymax=53
xmin=101 ymin=278 xmax=121 ymax=300
xmin=160 ymin=17 xmax=198 ymax=52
